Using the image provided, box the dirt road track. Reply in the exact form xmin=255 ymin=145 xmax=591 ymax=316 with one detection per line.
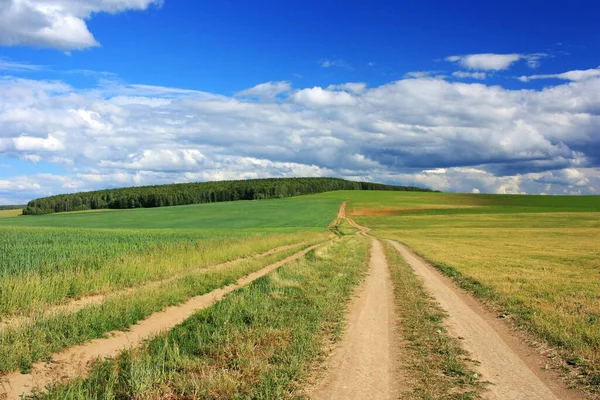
xmin=388 ymin=240 xmax=586 ymax=400
xmin=0 ymin=242 xmax=326 ymax=400
xmin=311 ymin=238 xmax=399 ymax=400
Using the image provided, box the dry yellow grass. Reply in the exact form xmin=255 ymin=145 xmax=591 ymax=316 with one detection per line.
xmin=339 ymin=191 xmax=600 ymax=390
xmin=0 ymin=209 xmax=22 ymax=218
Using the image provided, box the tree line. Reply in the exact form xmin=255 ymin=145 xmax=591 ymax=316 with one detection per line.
xmin=0 ymin=205 xmax=25 ymax=211
xmin=22 ymin=177 xmax=433 ymax=215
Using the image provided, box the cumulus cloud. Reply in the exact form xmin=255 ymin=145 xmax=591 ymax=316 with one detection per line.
xmin=1 ymin=67 xmax=600 ymax=203
xmin=0 ymin=177 xmax=41 ymax=191
xmin=519 ymin=67 xmax=600 ymax=82
xmin=406 ymin=167 xmax=600 ymax=195
xmin=3 ymin=134 xmax=65 ymax=152
xmin=446 ymin=53 xmax=548 ymax=71
xmin=0 ymin=0 xmax=161 ymax=51
xmin=236 ymin=81 xmax=292 ymax=99
xmin=290 ymin=86 xmax=358 ymax=106
xmin=100 ymin=149 xmax=208 ymax=172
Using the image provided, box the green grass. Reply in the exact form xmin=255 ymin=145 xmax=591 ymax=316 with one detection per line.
xmin=323 ymin=190 xmax=600 ymax=392
xmin=0 ymin=226 xmax=217 ymax=277
xmin=31 ymin=236 xmax=369 ymax=399
xmin=0 ymin=196 xmax=341 ymax=318
xmin=0 ymin=194 xmax=341 ymax=379
xmin=0 ymin=243 xmax=319 ymax=375
xmin=0 ymin=229 xmax=322 ymax=318
xmin=383 ymin=241 xmax=483 ymax=399
xmin=0 ymin=196 xmax=341 ymax=230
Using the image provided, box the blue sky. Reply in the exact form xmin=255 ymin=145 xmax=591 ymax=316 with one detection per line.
xmin=1 ymin=0 xmax=599 ymax=204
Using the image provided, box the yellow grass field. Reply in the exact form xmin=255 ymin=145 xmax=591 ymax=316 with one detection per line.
xmin=333 ymin=191 xmax=600 ymax=388
xmin=0 ymin=209 xmax=22 ymax=218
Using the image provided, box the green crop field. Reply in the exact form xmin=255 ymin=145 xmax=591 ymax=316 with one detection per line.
xmin=0 ymin=196 xmax=341 ymax=230
xmin=0 ymin=196 xmax=341 ymax=314
xmin=0 ymin=195 xmax=342 ymax=376
xmin=319 ymin=190 xmax=600 ymax=388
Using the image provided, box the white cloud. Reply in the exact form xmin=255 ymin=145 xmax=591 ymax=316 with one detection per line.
xmin=452 ymin=71 xmax=487 ymax=80
xmin=412 ymin=167 xmax=600 ymax=195
xmin=0 ymin=0 xmax=161 ymax=51
xmin=404 ymin=71 xmax=429 ymax=79
xmin=20 ymin=154 xmax=42 ymax=163
xmin=1 ymin=69 xmax=600 ymax=203
xmin=523 ymin=53 xmax=549 ymax=68
xmin=0 ymin=58 xmax=44 ymax=71
xmin=519 ymin=67 xmax=600 ymax=82
xmin=321 ymin=59 xmax=353 ymax=69
xmin=13 ymin=135 xmax=65 ymax=152
xmin=236 ymin=81 xmax=292 ymax=99
xmin=327 ymin=82 xmax=367 ymax=94
xmin=447 ymin=53 xmax=522 ymax=70
xmin=423 ymin=168 xmax=447 ymax=174
xmin=404 ymin=71 xmax=433 ymax=79
xmin=291 ymin=86 xmax=357 ymax=106
xmin=446 ymin=53 xmax=549 ymax=71
xmin=0 ymin=177 xmax=41 ymax=191
xmin=100 ymin=149 xmax=207 ymax=172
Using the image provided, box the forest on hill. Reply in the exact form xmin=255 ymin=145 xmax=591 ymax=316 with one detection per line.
xmin=22 ymin=177 xmax=433 ymax=215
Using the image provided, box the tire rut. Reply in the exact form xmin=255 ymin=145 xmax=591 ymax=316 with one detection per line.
xmin=311 ymin=238 xmax=399 ymax=400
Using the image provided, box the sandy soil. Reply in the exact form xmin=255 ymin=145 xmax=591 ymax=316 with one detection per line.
xmin=0 ymin=242 xmax=307 ymax=332
xmin=0 ymin=242 xmax=325 ymax=400
xmin=388 ymin=240 xmax=587 ymax=400
xmin=311 ymin=238 xmax=400 ymax=400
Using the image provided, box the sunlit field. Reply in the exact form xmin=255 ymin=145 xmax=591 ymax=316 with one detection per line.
xmin=323 ymin=190 xmax=600 ymax=387
xmin=0 ymin=196 xmax=340 ymax=375
xmin=0 ymin=209 xmax=22 ymax=218
xmin=2 ymin=189 xmax=598 ymax=396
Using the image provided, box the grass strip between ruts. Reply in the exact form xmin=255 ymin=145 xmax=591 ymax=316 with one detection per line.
xmin=382 ymin=241 xmax=485 ymax=400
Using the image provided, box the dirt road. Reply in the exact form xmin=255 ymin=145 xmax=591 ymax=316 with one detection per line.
xmin=388 ymin=240 xmax=585 ymax=400
xmin=311 ymin=238 xmax=399 ymax=400
xmin=0 ymin=242 xmax=326 ymax=400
